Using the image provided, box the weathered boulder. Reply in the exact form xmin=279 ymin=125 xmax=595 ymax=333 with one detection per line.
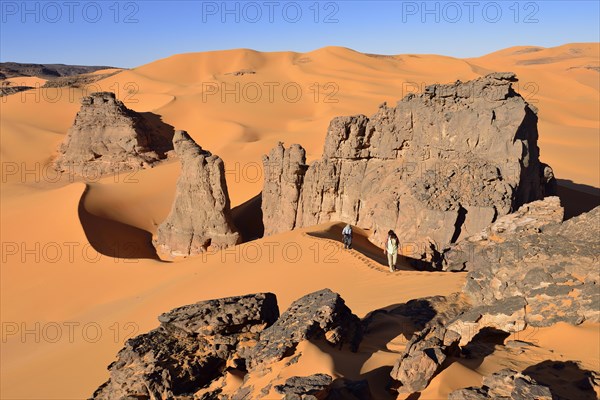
xmin=261 ymin=73 xmax=555 ymax=260
xmin=447 ymin=297 xmax=526 ymax=346
xmin=230 ymin=289 xmax=364 ymax=399
xmin=54 ymin=92 xmax=173 ymax=175
xmin=449 ymin=368 xmax=552 ymax=400
xmin=390 ymin=322 xmax=461 ymax=394
xmin=92 ymin=293 xmax=279 ymax=400
xmin=246 ymin=288 xmax=363 ymax=371
xmin=274 ymin=374 xmax=333 ymax=399
xmin=273 ymin=376 xmax=371 ymax=400
xmin=153 ymin=130 xmax=240 ymax=258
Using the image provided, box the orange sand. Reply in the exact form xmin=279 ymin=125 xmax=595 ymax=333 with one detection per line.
xmin=1 ymin=43 xmax=598 ymax=399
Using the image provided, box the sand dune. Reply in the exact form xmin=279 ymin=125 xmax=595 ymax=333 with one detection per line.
xmin=1 ymin=43 xmax=598 ymax=399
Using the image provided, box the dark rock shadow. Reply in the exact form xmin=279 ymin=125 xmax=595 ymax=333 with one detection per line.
xmin=523 ymin=360 xmax=597 ymax=400
xmin=136 ymin=112 xmax=176 ymax=157
xmin=461 ymin=327 xmax=511 ymax=369
xmin=78 ymin=186 xmax=161 ymax=260
xmin=556 ymin=179 xmax=600 ymax=220
xmin=310 ymin=338 xmax=398 ymax=400
xmin=231 ymin=193 xmax=264 ymax=242
xmin=362 ymin=298 xmax=441 ymax=333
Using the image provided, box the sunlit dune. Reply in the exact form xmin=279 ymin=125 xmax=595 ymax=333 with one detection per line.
xmin=1 ymin=43 xmax=598 ymax=399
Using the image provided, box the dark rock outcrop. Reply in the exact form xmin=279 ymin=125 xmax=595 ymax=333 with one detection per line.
xmin=0 ymin=85 xmax=33 ymax=97
xmin=230 ymin=289 xmax=363 ymax=399
xmin=442 ymin=196 xmax=564 ymax=271
xmin=54 ymin=92 xmax=173 ymax=175
xmin=0 ymin=62 xmax=115 ymax=79
xmin=92 ymin=289 xmax=364 ymax=399
xmin=246 ymin=288 xmax=363 ymax=370
xmin=261 ymin=73 xmax=555 ymax=259
xmin=449 ymin=368 xmax=552 ymax=400
xmin=454 ymin=202 xmax=599 ymax=332
xmin=92 ymin=293 xmax=279 ymax=400
xmin=274 ymin=374 xmax=333 ymax=399
xmin=390 ymin=322 xmax=461 ymax=394
xmin=153 ymin=130 xmax=240 ymax=258
xmin=272 ymin=376 xmax=371 ymax=400
xmin=389 ymin=202 xmax=599 ymax=393
xmin=42 ymin=70 xmax=121 ymax=88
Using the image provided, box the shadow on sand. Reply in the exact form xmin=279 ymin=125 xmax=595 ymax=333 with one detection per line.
xmin=556 ymin=179 xmax=599 ymax=220
xmin=523 ymin=360 xmax=598 ymax=400
xmin=303 ymin=298 xmax=442 ymax=399
xmin=231 ymin=193 xmax=264 ymax=242
xmin=78 ymin=186 xmax=161 ymax=260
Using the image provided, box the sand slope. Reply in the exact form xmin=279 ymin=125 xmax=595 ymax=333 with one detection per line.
xmin=1 ymin=43 xmax=598 ymax=399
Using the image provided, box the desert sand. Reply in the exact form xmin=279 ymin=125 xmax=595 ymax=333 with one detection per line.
xmin=1 ymin=43 xmax=598 ymax=399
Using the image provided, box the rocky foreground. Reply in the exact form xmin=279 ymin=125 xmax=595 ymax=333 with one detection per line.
xmin=92 ymin=199 xmax=599 ymax=399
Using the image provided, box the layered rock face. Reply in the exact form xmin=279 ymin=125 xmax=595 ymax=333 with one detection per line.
xmin=262 ymin=73 xmax=555 ymax=257
xmin=54 ymin=92 xmax=173 ymax=175
xmin=93 ymin=289 xmax=364 ymax=399
xmin=262 ymin=143 xmax=307 ymax=236
xmin=153 ymin=130 xmax=240 ymax=258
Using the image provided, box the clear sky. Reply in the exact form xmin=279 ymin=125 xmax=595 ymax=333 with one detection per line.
xmin=1 ymin=1 xmax=599 ymax=68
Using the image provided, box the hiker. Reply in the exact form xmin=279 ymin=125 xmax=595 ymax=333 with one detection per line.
xmin=384 ymin=230 xmax=399 ymax=272
xmin=342 ymin=224 xmax=353 ymax=249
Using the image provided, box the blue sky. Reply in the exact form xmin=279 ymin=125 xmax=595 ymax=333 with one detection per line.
xmin=1 ymin=1 xmax=599 ymax=68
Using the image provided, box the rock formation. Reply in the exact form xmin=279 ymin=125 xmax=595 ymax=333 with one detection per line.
xmin=270 ymin=374 xmax=370 ymax=400
xmin=261 ymin=73 xmax=555 ymax=258
xmin=232 ymin=289 xmax=363 ymax=399
xmin=54 ymin=92 xmax=173 ymax=175
xmin=448 ymin=369 xmax=552 ymax=400
xmin=390 ymin=322 xmax=461 ymax=393
xmin=92 ymin=293 xmax=279 ymax=400
xmin=93 ymin=203 xmax=599 ymax=399
xmin=262 ymin=143 xmax=307 ymax=236
xmin=153 ymin=130 xmax=240 ymax=258
xmin=388 ymin=200 xmax=599 ymax=394
xmin=442 ymin=196 xmax=564 ymax=271
xmin=245 ymin=288 xmax=363 ymax=371
xmin=274 ymin=374 xmax=333 ymax=399
xmin=444 ymin=200 xmax=599 ymax=347
xmin=92 ymin=289 xmax=363 ymax=400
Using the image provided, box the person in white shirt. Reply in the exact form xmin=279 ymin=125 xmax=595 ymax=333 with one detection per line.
xmin=342 ymin=224 xmax=352 ymax=249
xmin=384 ymin=230 xmax=399 ymax=272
